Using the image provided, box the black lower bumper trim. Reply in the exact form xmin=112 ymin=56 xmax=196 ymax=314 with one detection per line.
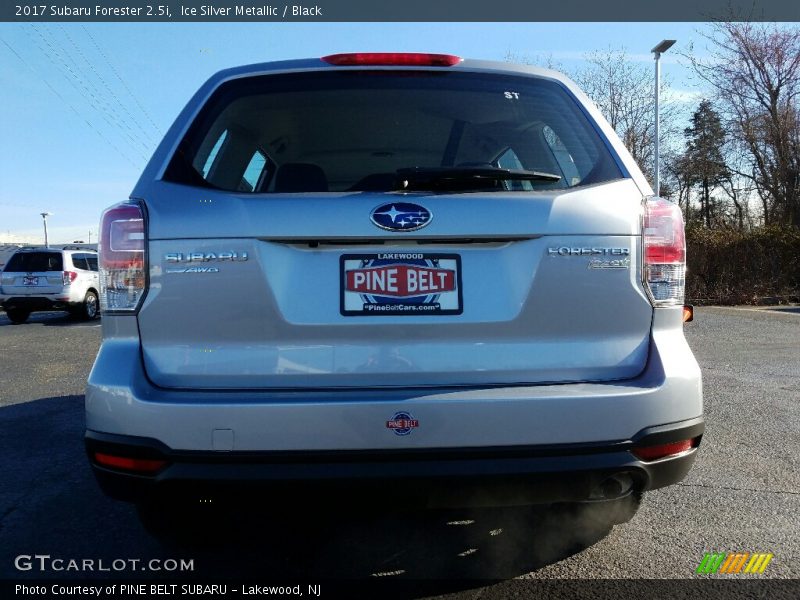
xmin=85 ymin=417 xmax=703 ymax=506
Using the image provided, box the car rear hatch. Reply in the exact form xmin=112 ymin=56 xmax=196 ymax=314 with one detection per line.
xmin=127 ymin=59 xmax=654 ymax=390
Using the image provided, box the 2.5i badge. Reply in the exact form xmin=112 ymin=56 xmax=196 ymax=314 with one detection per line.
xmin=340 ymin=253 xmax=462 ymax=316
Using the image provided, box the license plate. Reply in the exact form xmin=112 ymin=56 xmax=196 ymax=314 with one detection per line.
xmin=23 ymin=276 xmax=38 ymax=286
xmin=340 ymin=253 xmax=462 ymax=316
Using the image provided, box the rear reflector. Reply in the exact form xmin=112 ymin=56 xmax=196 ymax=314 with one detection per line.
xmin=98 ymin=202 xmax=146 ymax=313
xmin=94 ymin=452 xmax=166 ymax=474
xmin=322 ymin=53 xmax=462 ymax=67
xmin=683 ymin=304 xmax=694 ymax=322
xmin=643 ymin=197 xmax=686 ymax=306
xmin=632 ymin=438 xmax=697 ymax=462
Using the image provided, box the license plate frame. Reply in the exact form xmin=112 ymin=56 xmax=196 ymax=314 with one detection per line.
xmin=340 ymin=252 xmax=463 ymax=316
xmin=22 ymin=276 xmax=39 ymax=286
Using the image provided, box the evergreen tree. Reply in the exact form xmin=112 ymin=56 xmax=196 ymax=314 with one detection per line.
xmin=684 ymin=100 xmax=728 ymax=227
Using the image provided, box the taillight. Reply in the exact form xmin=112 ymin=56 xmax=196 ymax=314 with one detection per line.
xmin=321 ymin=53 xmax=463 ymax=67
xmin=643 ymin=197 xmax=686 ymax=306
xmin=99 ymin=202 xmax=146 ymax=312
xmin=683 ymin=305 xmax=694 ymax=323
xmin=62 ymin=271 xmax=78 ymax=285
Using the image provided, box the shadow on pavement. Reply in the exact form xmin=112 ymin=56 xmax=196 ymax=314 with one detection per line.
xmin=0 ymin=395 xmax=613 ymax=594
xmin=764 ymin=306 xmax=800 ymax=314
xmin=0 ymin=311 xmax=100 ymax=327
xmin=141 ymin=499 xmax=612 ymax=587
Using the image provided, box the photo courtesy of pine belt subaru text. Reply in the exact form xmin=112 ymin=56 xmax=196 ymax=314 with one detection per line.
xmin=84 ymin=53 xmax=703 ymax=537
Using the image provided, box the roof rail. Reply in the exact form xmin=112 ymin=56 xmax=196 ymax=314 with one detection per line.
xmin=60 ymin=244 xmax=97 ymax=251
xmin=14 ymin=244 xmax=98 ymax=252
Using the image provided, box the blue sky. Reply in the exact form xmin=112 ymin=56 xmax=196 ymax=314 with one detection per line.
xmin=0 ymin=22 xmax=711 ymax=244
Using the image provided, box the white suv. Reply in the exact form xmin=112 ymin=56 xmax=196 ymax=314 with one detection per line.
xmin=1 ymin=246 xmax=100 ymax=323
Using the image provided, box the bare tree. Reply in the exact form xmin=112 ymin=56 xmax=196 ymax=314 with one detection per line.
xmin=686 ymin=22 xmax=800 ymax=227
xmin=572 ymin=49 xmax=679 ymax=190
xmin=503 ymin=50 xmax=563 ymax=72
xmin=718 ymin=142 xmax=759 ymax=229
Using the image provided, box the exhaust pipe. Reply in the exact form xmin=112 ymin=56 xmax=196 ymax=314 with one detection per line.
xmin=589 ymin=473 xmax=634 ymax=501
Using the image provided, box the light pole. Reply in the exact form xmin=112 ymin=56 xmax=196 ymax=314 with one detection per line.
xmin=40 ymin=212 xmax=51 ymax=247
xmin=651 ymin=39 xmax=675 ymax=197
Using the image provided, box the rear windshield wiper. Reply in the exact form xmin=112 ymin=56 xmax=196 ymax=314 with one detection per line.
xmin=395 ymin=166 xmax=561 ymax=191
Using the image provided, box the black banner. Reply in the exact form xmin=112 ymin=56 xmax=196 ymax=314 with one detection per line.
xmin=3 ymin=0 xmax=800 ymax=23
xmin=5 ymin=579 xmax=800 ymax=600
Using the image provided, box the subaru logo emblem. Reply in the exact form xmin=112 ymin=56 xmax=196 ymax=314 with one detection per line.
xmin=370 ymin=203 xmax=432 ymax=232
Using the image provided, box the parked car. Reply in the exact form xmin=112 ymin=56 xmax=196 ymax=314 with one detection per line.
xmin=85 ymin=54 xmax=703 ymax=535
xmin=1 ymin=245 xmax=100 ymax=323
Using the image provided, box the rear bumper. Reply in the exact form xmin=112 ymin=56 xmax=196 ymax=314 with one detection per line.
xmin=86 ymin=316 xmax=702 ymax=452
xmin=2 ymin=296 xmax=79 ymax=311
xmin=86 ymin=417 xmax=703 ymax=505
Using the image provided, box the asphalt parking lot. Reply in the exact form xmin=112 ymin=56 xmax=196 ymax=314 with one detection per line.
xmin=0 ymin=307 xmax=798 ymax=593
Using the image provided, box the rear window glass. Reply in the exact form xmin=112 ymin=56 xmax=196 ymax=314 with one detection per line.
xmin=5 ymin=252 xmax=63 ymax=272
xmin=165 ymin=71 xmax=622 ymax=193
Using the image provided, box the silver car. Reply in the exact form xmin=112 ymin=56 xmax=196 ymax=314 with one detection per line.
xmin=85 ymin=53 xmax=702 ymax=534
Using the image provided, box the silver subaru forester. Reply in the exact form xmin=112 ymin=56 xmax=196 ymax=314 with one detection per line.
xmin=85 ymin=53 xmax=703 ymax=532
